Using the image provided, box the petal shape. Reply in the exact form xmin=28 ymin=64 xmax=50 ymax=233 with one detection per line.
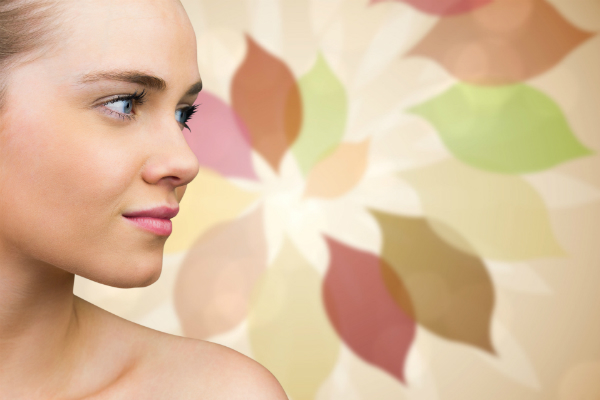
xmin=371 ymin=0 xmax=492 ymax=16
xmin=232 ymin=36 xmax=302 ymax=171
xmin=410 ymin=83 xmax=593 ymax=174
xmin=249 ymin=238 xmax=340 ymax=400
xmin=402 ymin=160 xmax=565 ymax=260
xmin=372 ymin=210 xmax=496 ymax=352
xmin=184 ymin=92 xmax=256 ymax=180
xmin=347 ymin=174 xmax=423 ymax=217
xmin=547 ymin=0 xmax=600 ymax=31
xmin=304 ymin=140 xmax=370 ymax=199
xmin=530 ymin=36 xmax=600 ymax=153
xmin=174 ymin=206 xmax=267 ymax=339
xmin=525 ymin=171 xmax=600 ymax=210
xmin=324 ymin=237 xmax=417 ymax=383
xmin=165 ymin=168 xmax=259 ymax=253
xmin=408 ymin=0 xmax=593 ymax=84
xmin=293 ymin=54 xmax=348 ymax=175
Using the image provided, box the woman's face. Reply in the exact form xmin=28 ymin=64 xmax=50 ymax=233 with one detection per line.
xmin=0 ymin=0 xmax=201 ymax=287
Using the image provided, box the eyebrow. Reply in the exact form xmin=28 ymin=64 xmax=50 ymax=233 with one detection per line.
xmin=78 ymin=70 xmax=203 ymax=96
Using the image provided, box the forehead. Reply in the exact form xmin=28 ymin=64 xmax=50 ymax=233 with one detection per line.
xmin=50 ymin=0 xmax=199 ymax=84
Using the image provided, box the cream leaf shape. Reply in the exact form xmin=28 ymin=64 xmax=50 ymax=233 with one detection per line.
xmin=351 ymin=5 xmax=436 ymax=90
xmin=320 ymin=200 xmax=382 ymax=255
xmin=347 ymin=174 xmax=423 ymax=217
xmin=530 ymin=35 xmax=600 ymax=153
xmin=524 ymin=171 xmax=600 ymax=209
xmin=485 ymin=261 xmax=552 ymax=295
xmin=249 ymin=0 xmax=283 ymax=56
xmin=249 ymin=238 xmax=341 ymax=400
xmin=476 ymin=320 xmax=541 ymax=390
xmin=402 ymin=159 xmax=566 ymax=260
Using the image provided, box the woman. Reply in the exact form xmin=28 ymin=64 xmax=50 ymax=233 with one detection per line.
xmin=0 ymin=0 xmax=287 ymax=398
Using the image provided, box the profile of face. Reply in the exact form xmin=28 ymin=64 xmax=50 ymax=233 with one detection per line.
xmin=0 ymin=0 xmax=201 ymax=288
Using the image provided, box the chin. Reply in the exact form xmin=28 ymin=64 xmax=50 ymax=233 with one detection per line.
xmin=78 ymin=254 xmax=164 ymax=289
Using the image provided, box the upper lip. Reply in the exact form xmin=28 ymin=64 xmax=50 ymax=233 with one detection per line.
xmin=122 ymin=206 xmax=179 ymax=219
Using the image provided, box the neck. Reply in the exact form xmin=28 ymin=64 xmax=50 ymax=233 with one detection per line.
xmin=0 ymin=252 xmax=81 ymax=396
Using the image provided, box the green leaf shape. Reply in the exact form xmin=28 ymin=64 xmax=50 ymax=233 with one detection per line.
xmin=409 ymin=83 xmax=593 ymax=174
xmin=372 ymin=210 xmax=495 ymax=353
xmin=293 ymin=54 xmax=348 ymax=175
xmin=248 ymin=238 xmax=340 ymax=400
xmin=402 ymin=160 xmax=566 ymax=261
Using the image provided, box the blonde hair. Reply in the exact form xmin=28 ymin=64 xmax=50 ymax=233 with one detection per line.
xmin=0 ymin=0 xmax=61 ymax=110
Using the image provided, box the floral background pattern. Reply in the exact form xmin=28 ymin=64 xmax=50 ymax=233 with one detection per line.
xmin=75 ymin=0 xmax=600 ymax=399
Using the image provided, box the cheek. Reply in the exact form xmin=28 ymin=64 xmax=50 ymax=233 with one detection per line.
xmin=0 ymin=108 xmax=143 ymax=263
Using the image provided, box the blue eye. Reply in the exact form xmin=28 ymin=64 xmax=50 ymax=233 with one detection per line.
xmin=176 ymin=104 xmax=199 ymax=131
xmin=106 ymin=99 xmax=133 ymax=114
xmin=100 ymin=90 xmax=146 ymax=121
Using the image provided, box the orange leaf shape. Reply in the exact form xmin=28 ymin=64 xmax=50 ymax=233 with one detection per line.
xmin=174 ymin=207 xmax=267 ymax=339
xmin=231 ymin=36 xmax=302 ymax=171
xmin=324 ymin=237 xmax=416 ymax=383
xmin=372 ymin=210 xmax=496 ymax=353
xmin=304 ymin=140 xmax=370 ymax=199
xmin=408 ymin=0 xmax=593 ymax=84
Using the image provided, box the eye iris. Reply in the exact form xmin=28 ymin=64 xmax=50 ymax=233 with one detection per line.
xmin=176 ymin=109 xmax=185 ymax=124
xmin=123 ymin=100 xmax=133 ymax=114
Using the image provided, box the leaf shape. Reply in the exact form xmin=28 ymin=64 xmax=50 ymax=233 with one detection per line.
xmin=372 ymin=210 xmax=496 ymax=352
xmin=249 ymin=238 xmax=340 ymax=400
xmin=402 ymin=160 xmax=565 ymax=260
xmin=304 ymin=140 xmax=370 ymax=199
xmin=530 ymin=35 xmax=600 ymax=153
xmin=524 ymin=171 xmax=600 ymax=209
xmin=293 ymin=54 xmax=348 ymax=175
xmin=174 ymin=206 xmax=267 ymax=339
xmin=408 ymin=0 xmax=593 ymax=84
xmin=232 ymin=36 xmax=302 ymax=172
xmin=410 ymin=83 xmax=593 ymax=174
xmin=184 ymin=92 xmax=256 ymax=180
xmin=165 ymin=168 xmax=259 ymax=253
xmin=547 ymin=0 xmax=600 ymax=31
xmin=371 ymin=0 xmax=492 ymax=16
xmin=324 ymin=237 xmax=416 ymax=383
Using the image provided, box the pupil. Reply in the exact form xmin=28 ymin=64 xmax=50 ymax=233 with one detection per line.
xmin=124 ymin=100 xmax=132 ymax=114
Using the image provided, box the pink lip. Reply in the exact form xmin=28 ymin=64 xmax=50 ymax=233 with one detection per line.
xmin=122 ymin=206 xmax=179 ymax=236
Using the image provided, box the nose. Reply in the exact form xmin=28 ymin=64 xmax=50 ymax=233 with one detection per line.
xmin=141 ymin=121 xmax=200 ymax=190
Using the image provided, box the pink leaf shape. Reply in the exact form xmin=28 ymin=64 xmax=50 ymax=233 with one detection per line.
xmin=231 ymin=36 xmax=302 ymax=172
xmin=174 ymin=206 xmax=267 ymax=339
xmin=183 ymin=92 xmax=257 ymax=180
xmin=323 ymin=237 xmax=417 ymax=383
xmin=371 ymin=0 xmax=492 ymax=16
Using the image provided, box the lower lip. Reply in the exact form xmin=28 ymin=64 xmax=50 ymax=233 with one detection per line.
xmin=123 ymin=216 xmax=172 ymax=236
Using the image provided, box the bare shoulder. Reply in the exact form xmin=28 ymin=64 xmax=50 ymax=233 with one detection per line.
xmin=151 ymin=335 xmax=288 ymax=400
xmin=73 ymin=297 xmax=286 ymax=399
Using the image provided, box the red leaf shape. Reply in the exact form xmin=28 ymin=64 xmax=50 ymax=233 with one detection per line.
xmin=184 ymin=92 xmax=257 ymax=180
xmin=231 ymin=36 xmax=302 ymax=172
xmin=323 ymin=237 xmax=416 ymax=383
xmin=371 ymin=0 xmax=492 ymax=16
xmin=408 ymin=0 xmax=593 ymax=84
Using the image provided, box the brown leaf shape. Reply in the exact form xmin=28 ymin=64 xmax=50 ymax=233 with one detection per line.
xmin=408 ymin=0 xmax=593 ymax=84
xmin=231 ymin=36 xmax=302 ymax=171
xmin=174 ymin=207 xmax=267 ymax=339
xmin=372 ymin=210 xmax=496 ymax=353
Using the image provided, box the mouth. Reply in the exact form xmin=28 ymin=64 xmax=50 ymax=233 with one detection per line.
xmin=122 ymin=205 xmax=179 ymax=236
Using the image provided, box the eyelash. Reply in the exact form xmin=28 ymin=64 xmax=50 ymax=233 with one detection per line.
xmin=99 ymin=91 xmax=199 ymax=130
xmin=181 ymin=104 xmax=199 ymax=131
xmin=101 ymin=90 xmax=147 ymax=121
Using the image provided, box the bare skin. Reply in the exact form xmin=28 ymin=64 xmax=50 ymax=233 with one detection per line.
xmin=0 ymin=0 xmax=287 ymax=398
